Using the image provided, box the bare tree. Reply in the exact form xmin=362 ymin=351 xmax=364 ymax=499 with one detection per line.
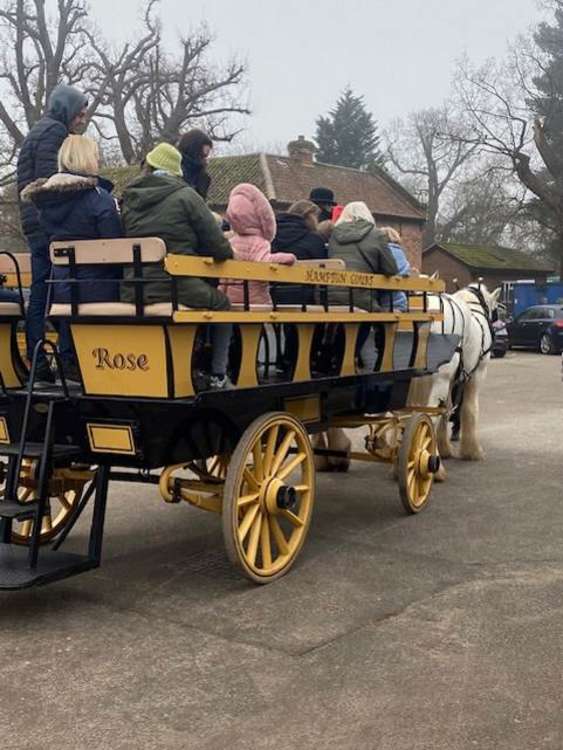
xmin=0 ymin=0 xmax=249 ymax=169
xmin=439 ymin=163 xmax=528 ymax=246
xmin=385 ymin=105 xmax=478 ymax=248
xmin=87 ymin=5 xmax=250 ymax=163
xmin=454 ymin=47 xmax=563 ymax=274
xmin=0 ymin=0 xmax=106 ymax=146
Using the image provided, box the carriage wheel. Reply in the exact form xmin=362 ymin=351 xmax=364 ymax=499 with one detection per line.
xmin=6 ymin=463 xmax=89 ymax=545
xmin=398 ymin=414 xmax=438 ymax=514
xmin=222 ymin=412 xmax=315 ymax=584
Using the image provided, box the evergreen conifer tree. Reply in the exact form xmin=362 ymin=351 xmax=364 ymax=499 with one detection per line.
xmin=532 ymin=4 xmax=563 ymax=150
xmin=315 ymin=87 xmax=384 ymax=169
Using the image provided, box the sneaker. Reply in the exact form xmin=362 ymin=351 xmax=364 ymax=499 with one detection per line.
xmin=208 ymin=374 xmax=234 ymax=391
xmin=30 ymin=360 xmax=56 ymax=387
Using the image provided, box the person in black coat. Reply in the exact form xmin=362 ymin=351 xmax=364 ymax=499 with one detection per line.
xmin=272 ymin=200 xmax=327 ymax=306
xmin=309 ymin=187 xmax=337 ymax=222
xmin=22 ymin=135 xmax=122 ymax=381
xmin=177 ymin=129 xmax=213 ymax=200
xmin=16 ymin=83 xmax=88 ymax=381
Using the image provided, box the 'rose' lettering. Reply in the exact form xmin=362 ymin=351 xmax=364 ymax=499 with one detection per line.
xmin=92 ymin=348 xmax=149 ymax=371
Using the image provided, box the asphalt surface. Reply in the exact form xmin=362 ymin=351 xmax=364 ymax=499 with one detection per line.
xmin=1 ymin=351 xmax=562 ymax=750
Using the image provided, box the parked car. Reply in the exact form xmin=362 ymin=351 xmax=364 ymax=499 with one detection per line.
xmin=491 ymin=318 xmax=509 ymax=358
xmin=506 ymin=304 xmax=563 ymax=354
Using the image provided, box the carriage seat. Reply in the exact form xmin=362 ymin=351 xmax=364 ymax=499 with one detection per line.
xmin=48 ymin=237 xmax=179 ymax=318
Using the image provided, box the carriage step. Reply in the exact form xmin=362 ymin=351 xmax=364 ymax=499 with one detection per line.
xmin=0 ymin=543 xmax=96 ymax=590
xmin=0 ymin=501 xmax=39 ymax=520
xmin=0 ymin=443 xmax=81 ymax=460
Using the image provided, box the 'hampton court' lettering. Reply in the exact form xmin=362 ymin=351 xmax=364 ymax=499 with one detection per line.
xmin=92 ymin=348 xmax=149 ymax=371
xmin=304 ymin=269 xmax=377 ymax=288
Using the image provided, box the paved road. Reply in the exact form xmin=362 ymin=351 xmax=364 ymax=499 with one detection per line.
xmin=1 ymin=352 xmax=562 ymax=750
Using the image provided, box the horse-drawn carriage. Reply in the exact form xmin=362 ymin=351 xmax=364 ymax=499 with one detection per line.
xmin=0 ymin=242 xmax=457 ymax=588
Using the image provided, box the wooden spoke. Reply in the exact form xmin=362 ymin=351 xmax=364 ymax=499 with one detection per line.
xmin=246 ymin=510 xmax=263 ymax=566
xmin=237 ymin=492 xmax=260 ymax=509
xmin=242 ymin=467 xmax=260 ymax=491
xmin=260 ymin=515 xmax=272 ymax=568
xmin=263 ymin=424 xmax=280 ymax=476
xmin=280 ymin=509 xmax=304 ymax=528
xmin=19 ymin=519 xmax=32 ymax=538
xmin=277 ymin=452 xmax=306 ymax=482
xmin=41 ymin=514 xmax=53 ymax=533
xmin=252 ymin=442 xmax=264 ymax=482
xmin=270 ymin=429 xmax=296 ymax=477
xmin=238 ymin=503 xmax=261 ymax=544
xmin=269 ymin=516 xmax=290 ymax=556
xmin=58 ymin=493 xmax=73 ymax=511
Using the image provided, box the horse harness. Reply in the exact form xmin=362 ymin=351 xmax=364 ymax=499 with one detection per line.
xmin=445 ymin=286 xmax=495 ymax=389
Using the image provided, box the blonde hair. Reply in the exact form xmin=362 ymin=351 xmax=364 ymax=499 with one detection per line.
xmin=336 ymin=201 xmax=375 ymax=226
xmin=379 ymin=226 xmax=401 ymax=244
xmin=288 ymin=200 xmax=320 ymax=220
xmin=58 ymin=135 xmax=100 ymax=175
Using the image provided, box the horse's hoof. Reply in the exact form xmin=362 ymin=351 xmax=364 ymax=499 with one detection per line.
xmin=460 ymin=448 xmax=485 ymax=461
xmin=438 ymin=444 xmax=453 ymax=459
xmin=314 ymin=457 xmax=331 ymax=472
xmin=435 ymin=464 xmax=447 ymax=482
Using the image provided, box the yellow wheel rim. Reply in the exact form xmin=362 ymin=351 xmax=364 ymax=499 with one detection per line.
xmin=398 ymin=414 xmax=436 ymax=514
xmin=223 ymin=413 xmax=315 ymax=583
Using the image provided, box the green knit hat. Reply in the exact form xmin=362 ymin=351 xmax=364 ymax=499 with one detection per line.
xmin=145 ymin=143 xmax=182 ymax=177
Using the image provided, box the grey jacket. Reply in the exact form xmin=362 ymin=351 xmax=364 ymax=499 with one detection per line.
xmin=328 ymin=220 xmax=399 ymax=310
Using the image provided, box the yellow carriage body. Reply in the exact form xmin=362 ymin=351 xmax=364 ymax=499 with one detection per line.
xmin=0 ymin=239 xmax=453 ymax=589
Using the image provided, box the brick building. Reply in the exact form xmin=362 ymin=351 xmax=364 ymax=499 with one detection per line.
xmin=423 ymin=242 xmax=554 ymax=292
xmin=206 ymin=136 xmax=426 ymax=268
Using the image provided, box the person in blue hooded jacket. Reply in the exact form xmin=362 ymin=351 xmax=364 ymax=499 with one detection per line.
xmin=378 ymin=227 xmax=411 ymax=312
xmin=22 ymin=135 xmax=122 ymax=381
xmin=17 ymin=83 xmax=88 ymax=382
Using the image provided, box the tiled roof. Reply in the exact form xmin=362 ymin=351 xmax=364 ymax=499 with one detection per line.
xmin=206 ymin=154 xmax=425 ymax=221
xmin=207 ymin=155 xmax=266 ymax=205
xmin=264 ymin=156 xmax=425 ymax=220
xmin=428 ymin=242 xmax=554 ymax=272
xmin=103 ymin=153 xmax=426 ymax=222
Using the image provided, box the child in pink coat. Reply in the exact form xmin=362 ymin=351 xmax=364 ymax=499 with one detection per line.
xmin=221 ymin=183 xmax=295 ymax=305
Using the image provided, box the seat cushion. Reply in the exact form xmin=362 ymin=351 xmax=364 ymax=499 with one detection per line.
xmin=0 ymin=301 xmax=24 ymax=316
xmin=49 ymin=302 xmax=192 ymax=317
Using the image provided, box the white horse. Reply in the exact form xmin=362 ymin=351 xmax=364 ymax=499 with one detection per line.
xmin=315 ymin=282 xmax=501 ymax=474
xmin=408 ymin=283 xmax=501 ymax=469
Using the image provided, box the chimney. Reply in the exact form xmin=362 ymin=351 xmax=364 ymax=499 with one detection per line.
xmin=287 ymin=135 xmax=316 ymax=166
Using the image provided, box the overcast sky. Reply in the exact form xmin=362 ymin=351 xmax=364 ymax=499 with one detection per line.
xmin=92 ymin=0 xmax=542 ymax=153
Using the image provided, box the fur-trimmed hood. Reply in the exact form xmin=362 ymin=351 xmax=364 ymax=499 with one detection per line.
xmin=21 ymin=173 xmax=110 ymax=203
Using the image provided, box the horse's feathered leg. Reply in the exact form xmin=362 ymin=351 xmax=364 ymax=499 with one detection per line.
xmin=313 ymin=432 xmax=330 ymax=472
xmin=459 ymin=370 xmax=485 ymax=460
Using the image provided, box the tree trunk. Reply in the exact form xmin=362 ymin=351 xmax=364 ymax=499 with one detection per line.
xmin=422 ymin=193 xmax=439 ymax=249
